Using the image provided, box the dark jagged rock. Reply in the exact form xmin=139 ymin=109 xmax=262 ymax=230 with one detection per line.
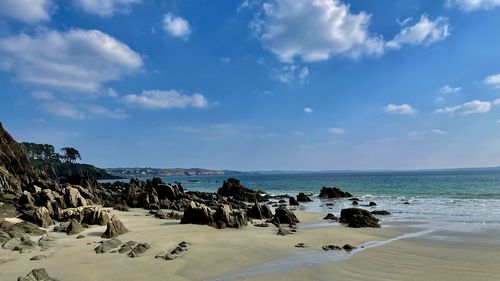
xmin=247 ymin=202 xmax=273 ymax=220
xmin=118 ymin=241 xmax=137 ymax=253
xmin=340 ymin=208 xmax=380 ymax=228
xmin=296 ymin=193 xmax=312 ymax=202
xmin=277 ymin=228 xmax=295 ymax=236
xmin=254 ymin=223 xmax=269 ymax=227
xmin=323 ymin=213 xmax=338 ymax=221
xmin=273 ymin=206 xmax=300 ymax=226
xmin=21 ymin=207 xmax=52 ymax=227
xmin=343 ymin=244 xmax=356 ymax=251
xmin=102 ymin=215 xmax=128 ymax=238
xmin=352 ymin=201 xmax=359 ymax=206
xmin=289 ymin=197 xmax=299 ymax=206
xmin=66 ymin=219 xmax=84 ymax=235
xmin=212 ymin=204 xmax=248 ymax=229
xmin=180 ymin=201 xmax=215 ymax=226
xmin=294 ymin=243 xmax=306 ymax=248
xmin=30 ymin=255 xmax=48 ymax=261
xmin=368 ymin=201 xmax=377 ymax=207
xmin=371 ymin=210 xmax=391 ymax=215
xmin=18 ymin=268 xmax=58 ymax=281
xmin=217 ymin=178 xmax=264 ymax=202
xmin=319 ymin=187 xmax=352 ymax=199
xmin=349 ymin=198 xmax=360 ymax=201
xmin=94 ymin=238 xmax=122 ymax=254
xmin=127 ymin=242 xmax=151 ymax=258
xmin=322 ymin=245 xmax=342 ymax=251
xmin=156 ymin=241 xmax=191 ymax=261
xmin=150 ymin=209 xmax=183 ymax=220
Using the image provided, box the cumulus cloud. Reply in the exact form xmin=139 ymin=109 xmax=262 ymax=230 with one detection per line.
xmin=0 ymin=0 xmax=52 ymax=23
xmin=74 ymin=0 xmax=142 ymax=17
xmin=328 ymin=128 xmax=345 ymax=135
xmin=384 ymin=104 xmax=416 ymax=115
xmin=484 ymin=73 xmax=500 ymax=88
xmin=41 ymin=102 xmax=127 ymax=119
xmin=435 ymin=100 xmax=492 ymax=115
xmin=272 ymin=64 xmax=309 ymax=84
xmin=386 ymin=15 xmax=450 ymax=49
xmin=251 ymin=0 xmax=385 ymax=62
xmin=440 ymin=84 xmax=461 ymax=94
xmin=303 ymin=107 xmax=313 ymax=113
xmin=163 ymin=13 xmax=192 ymax=40
xmin=124 ymin=90 xmax=209 ymax=110
xmin=0 ymin=29 xmax=142 ymax=93
xmin=447 ymin=0 xmax=500 ymax=11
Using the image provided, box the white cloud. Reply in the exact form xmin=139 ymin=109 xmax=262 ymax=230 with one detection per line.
xmin=303 ymin=107 xmax=313 ymax=113
xmin=0 ymin=29 xmax=142 ymax=93
xmin=163 ymin=13 xmax=192 ymax=40
xmin=384 ymin=104 xmax=416 ymax=115
xmin=272 ymin=64 xmax=309 ymax=84
xmin=124 ymin=90 xmax=209 ymax=110
xmin=435 ymin=100 xmax=492 ymax=115
xmin=41 ymin=101 xmax=127 ymax=120
xmin=493 ymin=98 xmax=500 ymax=105
xmin=386 ymin=15 xmax=450 ymax=49
xmin=435 ymin=97 xmax=445 ymax=103
xmin=408 ymin=129 xmax=447 ymax=139
xmin=328 ymin=128 xmax=345 ymax=135
xmin=440 ymin=84 xmax=461 ymax=94
xmin=31 ymin=91 xmax=55 ymax=101
xmin=0 ymin=0 xmax=52 ymax=23
xmin=251 ymin=0 xmax=385 ymax=62
xmin=41 ymin=102 xmax=86 ymax=120
xmin=484 ymin=73 xmax=500 ymax=88
xmin=447 ymin=0 xmax=500 ymax=11
xmin=74 ymin=0 xmax=142 ymax=17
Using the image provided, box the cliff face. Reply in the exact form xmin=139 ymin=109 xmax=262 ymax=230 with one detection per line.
xmin=0 ymin=122 xmax=35 ymax=195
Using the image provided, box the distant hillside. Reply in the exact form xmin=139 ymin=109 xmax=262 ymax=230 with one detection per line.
xmin=106 ymin=167 xmax=243 ymax=178
xmin=32 ymin=161 xmax=120 ymax=180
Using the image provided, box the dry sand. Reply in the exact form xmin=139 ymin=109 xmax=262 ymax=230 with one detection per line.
xmin=1 ymin=208 xmax=499 ymax=281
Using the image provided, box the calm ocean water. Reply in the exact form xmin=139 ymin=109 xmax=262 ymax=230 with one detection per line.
xmin=115 ymin=169 xmax=500 ymax=232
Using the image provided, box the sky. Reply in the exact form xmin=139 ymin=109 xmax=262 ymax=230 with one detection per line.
xmin=1 ymin=0 xmax=500 ymax=171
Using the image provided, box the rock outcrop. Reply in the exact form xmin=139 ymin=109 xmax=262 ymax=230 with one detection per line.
xmin=247 ymin=202 xmax=273 ymax=220
xmin=271 ymin=206 xmax=300 ymax=226
xmin=319 ymin=187 xmax=352 ymax=198
xmin=296 ymin=193 xmax=312 ymax=202
xmin=180 ymin=201 xmax=248 ymax=229
xmin=66 ymin=219 xmax=84 ymax=235
xmin=101 ymin=215 xmax=128 ymax=238
xmin=339 ymin=208 xmax=380 ymax=228
xmin=18 ymin=268 xmax=58 ymax=281
xmin=217 ymin=178 xmax=264 ymax=202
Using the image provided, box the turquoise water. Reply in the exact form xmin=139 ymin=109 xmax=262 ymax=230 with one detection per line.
xmin=110 ymin=169 xmax=500 ymax=230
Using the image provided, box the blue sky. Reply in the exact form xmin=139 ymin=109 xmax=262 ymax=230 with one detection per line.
xmin=1 ymin=0 xmax=500 ymax=170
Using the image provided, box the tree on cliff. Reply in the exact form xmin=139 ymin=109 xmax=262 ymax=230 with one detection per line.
xmin=21 ymin=142 xmax=60 ymax=162
xmin=60 ymin=147 xmax=81 ymax=163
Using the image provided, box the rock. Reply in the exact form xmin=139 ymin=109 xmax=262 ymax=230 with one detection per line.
xmin=294 ymin=243 xmax=306 ymax=248
xmin=254 ymin=223 xmax=269 ymax=227
xmin=296 ymin=193 xmax=312 ymax=202
xmin=322 ymin=245 xmax=342 ymax=251
xmin=180 ymin=201 xmax=215 ymax=226
xmin=94 ymin=238 xmax=122 ymax=254
xmin=156 ymin=241 xmax=191 ymax=261
xmin=14 ymin=237 xmax=38 ymax=253
xmin=343 ymin=244 xmax=356 ymax=251
xmin=118 ymin=241 xmax=137 ymax=253
xmin=339 ymin=208 xmax=380 ymax=228
xmin=325 ymin=203 xmax=334 ymax=206
xmin=30 ymin=255 xmax=48 ymax=261
xmin=38 ymin=236 xmax=56 ymax=251
xmin=17 ymin=268 xmax=58 ymax=281
xmin=319 ymin=187 xmax=352 ymax=198
xmin=247 ymin=202 xmax=273 ymax=220
xmin=76 ymin=235 xmax=85 ymax=239
xmin=323 ymin=213 xmax=338 ymax=221
xmin=368 ymin=202 xmax=377 ymax=207
xmin=66 ymin=219 xmax=84 ymax=235
xmin=23 ymin=207 xmax=52 ymax=228
xmin=101 ymin=215 xmax=128 ymax=238
xmin=404 ymin=201 xmax=410 ymax=205
xmin=63 ymin=186 xmax=87 ymax=208
xmin=127 ymin=242 xmax=151 ymax=258
xmin=151 ymin=209 xmax=183 ymax=220
xmin=349 ymin=198 xmax=360 ymax=201
xmin=2 ymin=237 xmax=21 ymax=250
xmin=371 ymin=210 xmax=391 ymax=215
xmin=113 ymin=204 xmax=129 ymax=212
xmin=217 ymin=178 xmax=262 ymax=202
xmin=273 ymin=206 xmax=300 ymax=226
xmin=0 ymin=230 xmax=10 ymax=244
xmin=53 ymin=222 xmax=69 ymax=233
xmin=352 ymin=201 xmax=359 ymax=206
xmin=212 ymin=204 xmax=248 ymax=229
xmin=278 ymin=199 xmax=286 ymax=204
xmin=15 ymin=222 xmax=46 ymax=236
xmin=289 ymin=197 xmax=299 ymax=206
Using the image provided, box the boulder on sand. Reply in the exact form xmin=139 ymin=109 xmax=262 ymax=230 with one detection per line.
xmin=339 ymin=208 xmax=380 ymax=228
xmin=319 ymin=187 xmax=352 ymax=198
xmin=247 ymin=202 xmax=273 ymax=220
xmin=66 ymin=219 xmax=84 ymax=235
xmin=18 ymin=268 xmax=58 ymax=281
xmin=271 ymin=206 xmax=300 ymax=226
xmin=180 ymin=201 xmax=215 ymax=226
xmin=212 ymin=204 xmax=248 ymax=229
xmin=101 ymin=216 xmax=128 ymax=238
xmin=289 ymin=197 xmax=299 ymax=206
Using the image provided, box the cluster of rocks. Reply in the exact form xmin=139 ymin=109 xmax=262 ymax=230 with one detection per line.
xmin=319 ymin=187 xmax=353 ymax=198
xmin=0 ymin=219 xmax=56 ymax=254
xmin=18 ymin=268 xmax=59 ymax=281
xmin=339 ymin=208 xmax=381 ymax=228
xmin=156 ymin=241 xmax=190 ymax=260
xmin=94 ymin=238 xmax=151 ymax=258
xmin=322 ymin=244 xmax=356 ymax=252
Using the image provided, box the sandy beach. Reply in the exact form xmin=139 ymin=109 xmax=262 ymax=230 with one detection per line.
xmin=2 ymin=208 xmax=499 ymax=281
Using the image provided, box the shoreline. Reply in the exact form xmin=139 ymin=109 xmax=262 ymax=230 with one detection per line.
xmin=2 ymin=208 xmax=500 ymax=281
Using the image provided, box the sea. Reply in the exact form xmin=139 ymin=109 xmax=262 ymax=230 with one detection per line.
xmin=110 ymin=169 xmax=500 ymax=234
